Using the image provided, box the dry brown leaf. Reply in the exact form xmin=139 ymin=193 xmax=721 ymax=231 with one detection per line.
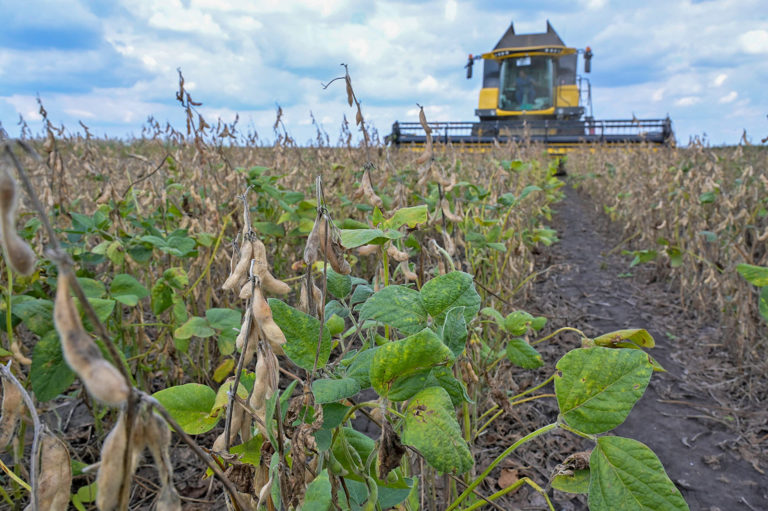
xmin=497 ymin=468 xmax=519 ymax=489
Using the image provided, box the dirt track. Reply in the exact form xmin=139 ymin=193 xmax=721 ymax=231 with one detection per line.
xmin=516 ymin=185 xmax=767 ymax=510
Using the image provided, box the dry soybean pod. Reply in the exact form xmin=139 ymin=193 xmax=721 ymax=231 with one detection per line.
xmin=0 ymin=153 xmax=36 ymax=276
xmin=96 ymin=412 xmax=143 ymax=511
xmin=143 ymin=412 xmax=181 ymax=511
xmin=222 ymin=239 xmax=253 ymax=291
xmin=0 ymin=377 xmax=22 ymax=448
xmin=54 ymin=273 xmax=129 ymax=407
xmin=249 ymin=345 xmax=278 ymax=439
xmin=24 ymin=432 xmax=72 ymax=511
xmin=252 ymin=284 xmax=286 ymax=355
xmin=386 ymin=243 xmax=409 ymax=262
xmin=315 ymin=215 xmax=351 ymax=275
xmin=252 ymin=238 xmax=290 ymax=295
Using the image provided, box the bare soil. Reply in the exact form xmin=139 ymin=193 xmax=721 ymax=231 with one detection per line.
xmin=474 ymin=184 xmax=767 ymax=510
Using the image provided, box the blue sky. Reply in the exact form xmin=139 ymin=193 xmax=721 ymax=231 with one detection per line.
xmin=1 ymin=0 xmax=766 ymax=146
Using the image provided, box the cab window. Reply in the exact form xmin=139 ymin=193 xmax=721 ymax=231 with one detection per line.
xmin=499 ymin=56 xmax=554 ymax=111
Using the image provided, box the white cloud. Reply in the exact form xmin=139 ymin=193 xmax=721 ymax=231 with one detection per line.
xmin=445 ymin=0 xmax=457 ymax=22
xmin=63 ymin=108 xmax=95 ymax=118
xmin=740 ymin=30 xmax=768 ymax=54
xmin=713 ymin=73 xmax=727 ymax=87
xmin=674 ymin=96 xmax=701 ymax=107
xmin=3 ymin=95 xmax=43 ymax=121
xmin=583 ymin=0 xmax=607 ymax=10
xmin=719 ymin=91 xmax=738 ymax=103
xmin=417 ymin=75 xmax=440 ymax=93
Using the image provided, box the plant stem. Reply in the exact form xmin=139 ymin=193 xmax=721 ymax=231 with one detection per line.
xmin=457 ymin=477 xmax=555 ymax=511
xmin=531 ymin=326 xmax=587 ymax=346
xmin=445 ymin=422 xmax=558 ymax=511
xmin=476 ymin=373 xmax=556 ymax=423
xmin=0 ymin=457 xmax=29 ymax=492
xmin=474 ymin=394 xmax=556 ymax=440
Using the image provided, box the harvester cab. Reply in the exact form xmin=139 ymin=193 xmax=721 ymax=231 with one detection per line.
xmin=388 ymin=21 xmax=673 ymax=149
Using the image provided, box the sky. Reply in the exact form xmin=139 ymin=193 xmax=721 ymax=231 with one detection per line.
xmin=0 ymin=0 xmax=767 ymax=146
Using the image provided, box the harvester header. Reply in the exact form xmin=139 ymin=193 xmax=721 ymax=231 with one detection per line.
xmin=389 ymin=21 xmax=673 ymax=149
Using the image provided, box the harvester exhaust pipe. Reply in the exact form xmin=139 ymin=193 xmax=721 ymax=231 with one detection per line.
xmin=584 ymin=47 xmax=593 ymax=73
xmin=465 ymin=54 xmax=474 ymax=79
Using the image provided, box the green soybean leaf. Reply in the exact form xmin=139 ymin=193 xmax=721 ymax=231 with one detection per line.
xmin=698 ymin=190 xmax=717 ymax=204
xmin=346 ymin=347 xmax=378 ymax=389
xmin=332 ymin=427 xmax=375 ymax=477
xmin=303 ymin=469 xmax=332 ymax=511
xmin=312 ymin=378 xmax=361 ymax=404
xmin=370 ymin=329 xmax=453 ymax=401
xmin=30 ymin=331 xmax=75 ymax=402
xmin=519 ymin=185 xmax=543 ymax=200
xmin=503 ymin=310 xmax=534 ymax=335
xmin=737 ymin=263 xmax=768 ymax=287
xmin=350 ymin=284 xmax=374 ymax=307
xmin=760 ymin=287 xmax=768 ymax=323
xmin=480 ymin=306 xmax=505 ymax=325
xmin=552 ymin=469 xmax=590 ymax=494
xmin=359 ymin=286 xmax=427 ymax=335
xmin=174 ymin=316 xmax=215 ymax=340
xmin=321 ymin=403 xmax=350 ymax=430
xmin=506 ymin=338 xmax=544 ymax=369
xmin=206 ymin=308 xmax=241 ymax=355
xmin=555 ymin=348 xmax=653 ymax=434
xmin=75 ymin=278 xmax=106 ymax=298
xmin=230 ymin=435 xmax=264 ymax=467
xmin=269 ymin=299 xmax=331 ymax=370
xmin=153 ymin=383 xmax=218 ymax=434
xmin=427 ymin=366 xmax=472 ymax=407
xmin=269 ymin=451 xmax=281 ymax=509
xmin=667 ymin=247 xmax=683 ymax=268
xmin=420 ymin=271 xmax=480 ymax=324
xmin=340 ymin=228 xmax=402 ymax=248
xmin=71 ymin=481 xmax=97 ymax=511
xmin=109 ymin=274 xmax=149 ymax=306
xmin=163 ymin=267 xmax=189 ymax=289
xmin=383 ymin=205 xmax=428 ymax=230
xmin=593 ymin=329 xmax=655 ymax=349
xmin=531 ymin=316 xmax=547 ymax=331
xmin=151 ymin=280 xmax=173 ymax=315
xmin=589 ymin=436 xmax=688 ymax=511
xmin=13 ymin=299 xmax=54 ymax=336
xmin=441 ymin=306 xmax=467 ymax=358
xmin=211 ymin=380 xmax=249 ymax=419
xmin=205 ymin=308 xmax=241 ymax=330
xmin=344 ymin=477 xmax=414 ymax=508
xmin=402 ymin=386 xmax=473 ymax=474
xmin=79 ymin=298 xmax=116 ymax=328
xmin=265 ymin=388 xmax=279 ymax=449
xmin=325 ymin=267 xmax=352 ymax=299
xmin=253 ymin=221 xmax=285 ymax=237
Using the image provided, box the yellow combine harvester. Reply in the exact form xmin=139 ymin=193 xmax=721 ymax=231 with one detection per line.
xmin=388 ymin=21 xmax=674 ymax=150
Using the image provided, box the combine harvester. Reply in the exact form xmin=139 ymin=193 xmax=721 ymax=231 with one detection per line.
xmin=388 ymin=21 xmax=674 ymax=151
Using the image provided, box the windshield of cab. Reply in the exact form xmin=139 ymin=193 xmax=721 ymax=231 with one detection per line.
xmin=498 ymin=56 xmax=553 ymax=111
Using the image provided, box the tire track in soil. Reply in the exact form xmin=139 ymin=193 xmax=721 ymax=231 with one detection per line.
xmin=527 ymin=185 xmax=767 ymax=510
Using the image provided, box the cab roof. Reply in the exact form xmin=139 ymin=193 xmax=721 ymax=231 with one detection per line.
xmin=494 ymin=20 xmax=566 ymax=50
